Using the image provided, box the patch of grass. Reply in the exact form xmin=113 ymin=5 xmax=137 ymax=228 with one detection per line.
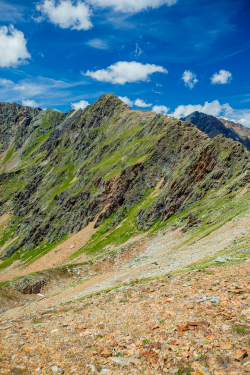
xmin=69 ymin=186 xmax=156 ymax=259
xmin=177 ymin=363 xmax=192 ymax=375
xmin=3 ymin=146 xmax=15 ymax=164
xmin=115 ymin=352 xmax=125 ymax=357
xmin=33 ymin=319 xmax=42 ymax=324
xmin=217 ymin=355 xmax=230 ymax=367
xmin=233 ymin=326 xmax=249 ymax=335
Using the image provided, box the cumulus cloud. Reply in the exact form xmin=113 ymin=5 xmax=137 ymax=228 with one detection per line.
xmin=85 ymin=61 xmax=168 ymax=85
xmin=182 ymin=70 xmax=198 ymax=89
xmin=71 ymin=99 xmax=90 ymax=109
xmin=152 ymin=105 xmax=169 ymax=114
xmin=86 ymin=38 xmax=108 ymax=49
xmin=85 ymin=0 xmax=177 ymax=13
xmin=211 ymin=69 xmax=232 ymax=84
xmin=0 ymin=25 xmax=30 ymax=67
xmin=118 ymin=96 xmax=151 ymax=108
xmin=36 ymin=0 xmax=92 ymax=30
xmin=118 ymin=96 xmax=133 ymax=107
xmin=134 ymin=98 xmax=151 ymax=107
xmin=171 ymin=100 xmax=250 ymax=127
xmin=22 ymin=99 xmax=39 ymax=107
xmin=172 ymin=100 xmax=230 ymax=119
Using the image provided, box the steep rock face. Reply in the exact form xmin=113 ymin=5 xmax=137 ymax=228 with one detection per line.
xmin=0 ymin=102 xmax=42 ymax=153
xmin=180 ymin=111 xmax=250 ymax=150
xmin=0 ymin=94 xmax=250 ymax=264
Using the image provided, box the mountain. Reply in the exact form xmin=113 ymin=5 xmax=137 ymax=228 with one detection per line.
xmin=0 ymin=93 xmax=249 ymax=276
xmin=180 ymin=111 xmax=250 ymax=150
xmin=0 ymin=102 xmax=42 ymax=154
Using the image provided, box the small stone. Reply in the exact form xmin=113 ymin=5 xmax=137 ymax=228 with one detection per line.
xmin=221 ymin=343 xmax=233 ymax=350
xmin=86 ymin=364 xmax=97 ymax=372
xmin=52 ymin=366 xmax=59 ymax=372
xmin=150 ymin=322 xmax=159 ymax=330
xmin=192 ymin=366 xmax=210 ymax=375
xmin=50 ymin=329 xmax=59 ymax=333
xmin=235 ymin=349 xmax=248 ymax=360
xmin=100 ymin=349 xmax=112 ymax=357
xmin=139 ymin=349 xmax=157 ymax=358
xmin=205 ymin=335 xmax=215 ymax=342
xmin=109 ymin=357 xmax=141 ymax=366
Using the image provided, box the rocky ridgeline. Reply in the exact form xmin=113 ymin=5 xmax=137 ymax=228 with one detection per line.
xmin=0 ymin=94 xmax=250 ymax=265
xmin=0 ymin=102 xmax=42 ymax=153
xmin=180 ymin=111 xmax=250 ymax=151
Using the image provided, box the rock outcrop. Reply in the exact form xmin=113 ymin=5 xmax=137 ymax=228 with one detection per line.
xmin=0 ymin=102 xmax=42 ymax=153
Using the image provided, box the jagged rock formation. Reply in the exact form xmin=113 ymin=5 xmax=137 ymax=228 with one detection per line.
xmin=180 ymin=111 xmax=250 ymax=150
xmin=0 ymin=102 xmax=42 ymax=153
xmin=0 ymin=94 xmax=250 ymax=267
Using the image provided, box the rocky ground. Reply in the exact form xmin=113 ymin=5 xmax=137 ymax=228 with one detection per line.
xmin=1 ymin=261 xmax=250 ymax=375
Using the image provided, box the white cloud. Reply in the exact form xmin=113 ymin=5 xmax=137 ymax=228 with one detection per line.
xmin=172 ymin=100 xmax=229 ymax=119
xmin=36 ymin=0 xmax=92 ymax=30
xmin=211 ymin=69 xmax=232 ymax=84
xmin=86 ymin=38 xmax=108 ymax=49
xmin=85 ymin=0 xmax=177 ymax=13
xmin=85 ymin=61 xmax=168 ymax=85
xmin=171 ymin=100 xmax=250 ymax=127
xmin=71 ymin=99 xmax=89 ymax=109
xmin=118 ymin=96 xmax=133 ymax=107
xmin=0 ymin=25 xmax=30 ymax=67
xmin=22 ymin=99 xmax=39 ymax=107
xmin=134 ymin=98 xmax=151 ymax=107
xmin=182 ymin=70 xmax=198 ymax=89
xmin=118 ymin=96 xmax=151 ymax=108
xmin=152 ymin=105 xmax=169 ymax=114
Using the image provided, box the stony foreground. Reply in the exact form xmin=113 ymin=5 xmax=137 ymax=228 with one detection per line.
xmin=1 ymin=261 xmax=250 ymax=375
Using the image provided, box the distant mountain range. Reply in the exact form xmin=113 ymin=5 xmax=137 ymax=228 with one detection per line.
xmin=180 ymin=111 xmax=250 ymax=150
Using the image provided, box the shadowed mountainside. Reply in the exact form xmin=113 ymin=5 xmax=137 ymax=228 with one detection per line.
xmin=180 ymin=111 xmax=250 ymax=150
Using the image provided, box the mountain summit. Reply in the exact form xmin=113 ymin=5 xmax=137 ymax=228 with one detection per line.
xmin=0 ymin=93 xmax=249 ymax=270
xmin=180 ymin=111 xmax=250 ymax=150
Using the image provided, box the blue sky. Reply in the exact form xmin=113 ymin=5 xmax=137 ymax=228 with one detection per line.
xmin=0 ymin=0 xmax=250 ymax=125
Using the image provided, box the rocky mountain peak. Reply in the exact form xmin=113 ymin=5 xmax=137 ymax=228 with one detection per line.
xmin=0 ymin=102 xmax=42 ymax=153
xmin=180 ymin=110 xmax=250 ymax=150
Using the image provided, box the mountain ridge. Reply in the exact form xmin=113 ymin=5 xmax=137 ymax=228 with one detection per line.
xmin=180 ymin=110 xmax=250 ymax=150
xmin=0 ymin=94 xmax=249 ymax=275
